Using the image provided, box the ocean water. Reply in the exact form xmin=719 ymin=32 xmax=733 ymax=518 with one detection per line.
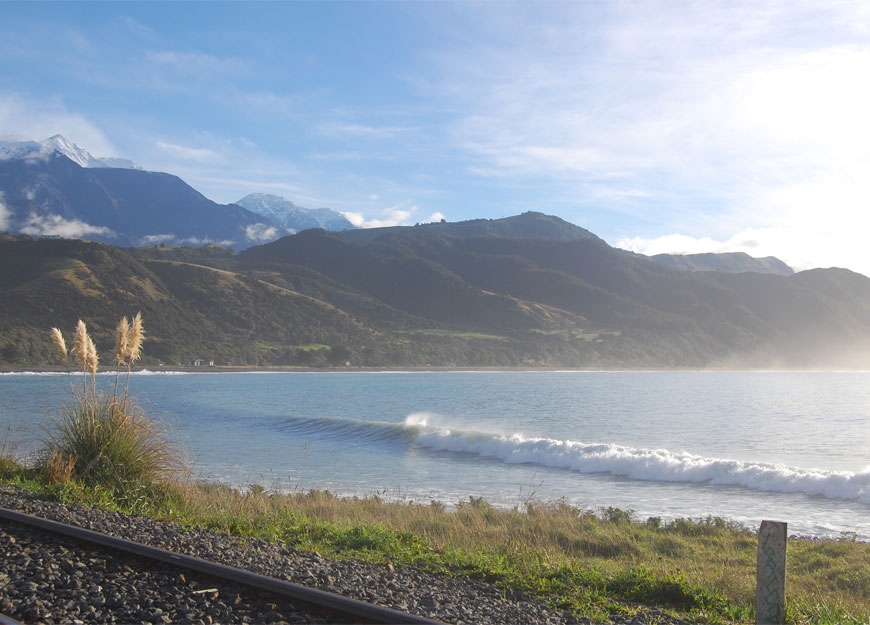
xmin=1 ymin=370 xmax=868 ymax=539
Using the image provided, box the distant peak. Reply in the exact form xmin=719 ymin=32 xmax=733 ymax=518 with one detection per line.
xmin=0 ymin=135 xmax=142 ymax=169
xmin=236 ymin=193 xmax=357 ymax=232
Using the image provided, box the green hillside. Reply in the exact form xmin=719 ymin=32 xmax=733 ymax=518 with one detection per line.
xmin=3 ymin=214 xmax=870 ymax=369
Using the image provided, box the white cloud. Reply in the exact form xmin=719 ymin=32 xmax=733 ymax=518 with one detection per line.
xmin=20 ymin=213 xmax=114 ymax=239
xmin=616 ymin=223 xmax=870 ymax=277
xmin=177 ymin=235 xmax=235 ymax=247
xmin=245 ymin=223 xmax=282 ymax=243
xmin=617 ymin=233 xmax=731 ymax=257
xmin=155 ymin=140 xmax=220 ymax=162
xmin=0 ymin=193 xmax=10 ymax=231
xmin=317 ymin=122 xmax=414 ymax=139
xmin=341 ymin=212 xmax=366 ymax=228
xmin=140 ymin=234 xmax=177 ymax=245
xmin=0 ymin=93 xmax=116 ymax=155
xmin=424 ymin=212 xmax=445 ymax=223
xmin=427 ymin=2 xmax=870 ymax=273
xmin=342 ymin=204 xmax=415 ymax=229
xmin=146 ymin=50 xmax=248 ymax=80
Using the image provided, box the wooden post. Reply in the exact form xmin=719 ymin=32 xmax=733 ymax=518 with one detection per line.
xmin=756 ymin=520 xmax=787 ymax=624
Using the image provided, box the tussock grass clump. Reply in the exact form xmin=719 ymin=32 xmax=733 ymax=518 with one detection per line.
xmin=42 ymin=450 xmax=76 ymax=485
xmin=41 ymin=315 xmax=183 ymax=498
xmin=0 ymin=451 xmax=24 ymax=480
xmin=44 ymin=392 xmax=180 ymax=492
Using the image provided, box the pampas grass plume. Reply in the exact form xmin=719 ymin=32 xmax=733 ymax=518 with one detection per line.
xmin=128 ymin=312 xmax=144 ymax=364
xmin=115 ymin=316 xmax=130 ymax=366
xmin=50 ymin=327 xmax=68 ymax=365
xmin=86 ymin=336 xmax=99 ymax=376
xmin=73 ymin=320 xmax=89 ymax=370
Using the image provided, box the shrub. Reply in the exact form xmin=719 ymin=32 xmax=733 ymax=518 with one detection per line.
xmin=42 ymin=315 xmax=182 ymax=496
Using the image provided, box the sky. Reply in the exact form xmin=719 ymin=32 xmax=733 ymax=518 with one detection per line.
xmin=2 ymin=1 xmax=870 ymax=275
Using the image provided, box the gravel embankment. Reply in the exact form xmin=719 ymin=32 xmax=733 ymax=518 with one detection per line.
xmin=0 ymin=485 xmax=687 ymax=625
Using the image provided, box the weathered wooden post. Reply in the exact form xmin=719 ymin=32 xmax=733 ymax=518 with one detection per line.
xmin=756 ymin=520 xmax=787 ymax=624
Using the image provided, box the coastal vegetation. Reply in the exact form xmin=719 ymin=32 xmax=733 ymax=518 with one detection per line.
xmin=1 ymin=320 xmax=868 ymax=624
xmin=1 ymin=463 xmax=868 ymax=624
xmin=38 ymin=316 xmax=181 ymax=499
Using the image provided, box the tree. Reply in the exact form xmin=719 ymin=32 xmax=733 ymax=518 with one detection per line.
xmin=328 ymin=344 xmax=352 ymax=366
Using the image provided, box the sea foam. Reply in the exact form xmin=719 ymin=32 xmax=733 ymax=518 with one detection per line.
xmin=404 ymin=415 xmax=870 ymax=504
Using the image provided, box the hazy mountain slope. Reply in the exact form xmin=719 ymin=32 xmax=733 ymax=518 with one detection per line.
xmin=0 ymin=153 xmax=282 ymax=249
xmin=651 ymin=252 xmax=794 ymax=275
xmin=338 ymin=211 xmax=603 ymax=244
xmin=4 ymin=213 xmax=870 ymax=369
xmin=237 ymin=223 xmax=870 ymax=367
xmin=238 ymin=229 xmax=547 ymax=330
xmin=0 ymin=236 xmax=196 ymax=363
xmin=0 ymin=236 xmax=380 ymax=366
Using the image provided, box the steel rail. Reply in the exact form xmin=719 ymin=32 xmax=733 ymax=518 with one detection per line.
xmin=0 ymin=507 xmax=444 ymax=625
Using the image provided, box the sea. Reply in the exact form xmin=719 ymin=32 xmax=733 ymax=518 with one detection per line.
xmin=1 ymin=370 xmax=868 ymax=540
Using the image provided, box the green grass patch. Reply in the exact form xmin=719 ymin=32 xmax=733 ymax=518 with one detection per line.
xmin=399 ymin=329 xmax=509 ymax=341
xmin=2 ymin=471 xmax=869 ymax=624
xmin=294 ymin=344 xmax=330 ymax=352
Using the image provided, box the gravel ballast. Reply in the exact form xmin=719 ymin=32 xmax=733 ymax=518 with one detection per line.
xmin=0 ymin=485 xmax=688 ymax=625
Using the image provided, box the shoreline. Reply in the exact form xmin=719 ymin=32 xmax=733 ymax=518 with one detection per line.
xmin=5 ymin=364 xmax=870 ymax=374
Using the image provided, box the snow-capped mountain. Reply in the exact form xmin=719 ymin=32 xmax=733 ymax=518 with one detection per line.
xmin=236 ymin=193 xmax=357 ymax=233
xmin=0 ymin=136 xmax=282 ymax=249
xmin=0 ymin=135 xmax=143 ymax=169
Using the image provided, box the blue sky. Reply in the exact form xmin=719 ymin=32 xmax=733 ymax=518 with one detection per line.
xmin=2 ymin=1 xmax=870 ymax=275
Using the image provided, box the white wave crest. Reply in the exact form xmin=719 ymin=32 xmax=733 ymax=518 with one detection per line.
xmin=409 ymin=427 xmax=870 ymax=504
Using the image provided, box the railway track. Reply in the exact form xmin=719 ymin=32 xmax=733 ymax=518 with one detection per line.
xmin=0 ymin=506 xmax=444 ymax=624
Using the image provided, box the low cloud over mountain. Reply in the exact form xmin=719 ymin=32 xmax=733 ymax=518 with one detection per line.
xmin=0 ymin=136 xmax=358 ymax=249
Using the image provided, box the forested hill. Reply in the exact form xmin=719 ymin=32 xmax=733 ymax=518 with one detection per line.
xmin=2 ymin=215 xmax=870 ymax=369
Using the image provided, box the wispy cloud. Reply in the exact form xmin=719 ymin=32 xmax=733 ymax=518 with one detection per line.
xmin=617 ymin=224 xmax=866 ymax=274
xmin=20 ymin=213 xmax=115 ymax=239
xmin=317 ymin=122 xmax=415 ymax=139
xmin=342 ymin=202 xmax=419 ymax=229
xmin=417 ymin=2 xmax=870 ymax=271
xmin=146 ymin=49 xmax=248 ymax=81
xmin=0 ymin=94 xmax=116 ymax=155
xmin=0 ymin=192 xmax=10 ymax=231
xmin=141 ymin=233 xmax=176 ymax=245
xmin=5 ymin=1 xmax=870 ymax=274
xmin=155 ymin=140 xmax=220 ymax=162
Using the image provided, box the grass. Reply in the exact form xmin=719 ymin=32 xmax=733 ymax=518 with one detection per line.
xmin=38 ymin=315 xmax=183 ymax=500
xmin=1 ymin=315 xmax=867 ymax=623
xmin=294 ymin=344 xmax=330 ymax=352
xmin=43 ymin=393 xmax=181 ymax=493
xmin=3 ymin=455 xmax=868 ymax=624
xmin=399 ymin=329 xmax=509 ymax=341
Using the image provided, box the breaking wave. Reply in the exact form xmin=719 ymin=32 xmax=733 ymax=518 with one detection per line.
xmin=261 ymin=411 xmax=870 ymax=504
xmin=401 ymin=414 xmax=870 ymax=505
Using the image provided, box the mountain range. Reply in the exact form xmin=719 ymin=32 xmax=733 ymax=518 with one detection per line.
xmin=0 ymin=136 xmax=354 ymax=249
xmin=2 ymin=135 xmax=867 ymax=370
xmin=2 ymin=210 xmax=869 ymax=370
xmin=235 ymin=193 xmax=356 ymax=232
xmin=0 ymin=134 xmax=143 ymax=170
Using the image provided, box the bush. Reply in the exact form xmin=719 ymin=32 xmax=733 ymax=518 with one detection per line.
xmin=45 ymin=393 xmax=180 ymax=493
xmin=42 ymin=315 xmax=183 ymax=496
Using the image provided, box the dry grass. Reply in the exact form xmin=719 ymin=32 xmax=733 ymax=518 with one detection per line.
xmin=42 ymin=450 xmax=77 ymax=485
xmin=151 ymin=483 xmax=870 ymax=623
